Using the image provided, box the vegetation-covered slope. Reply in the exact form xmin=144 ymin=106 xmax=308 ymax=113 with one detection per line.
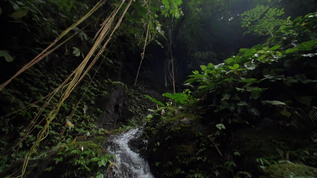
xmin=143 ymin=12 xmax=317 ymax=177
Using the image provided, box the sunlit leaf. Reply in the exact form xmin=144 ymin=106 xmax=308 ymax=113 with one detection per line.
xmin=225 ymin=57 xmax=235 ymax=64
xmin=207 ymin=63 xmax=214 ymax=69
xmin=262 ymin=100 xmax=286 ymax=106
xmin=146 ymin=114 xmax=153 ymax=119
xmin=162 ymin=92 xmax=189 ymax=104
xmin=72 ymin=47 xmax=81 ymax=57
xmin=229 ymin=64 xmax=239 ymax=70
xmin=236 ymin=87 xmax=245 ymax=92
xmin=299 ymin=40 xmax=317 ymax=51
xmin=200 ymin=65 xmax=207 ymax=71
xmin=244 ymin=62 xmax=256 ymax=70
xmin=216 ymin=123 xmax=226 ymax=130
xmin=240 ymin=78 xmax=258 ymax=84
xmin=66 ymin=120 xmax=74 ymax=128
xmin=270 ymin=45 xmax=281 ymax=50
xmin=144 ymin=95 xmax=165 ymax=107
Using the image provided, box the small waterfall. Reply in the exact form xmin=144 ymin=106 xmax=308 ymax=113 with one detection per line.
xmin=106 ymin=128 xmax=154 ymax=178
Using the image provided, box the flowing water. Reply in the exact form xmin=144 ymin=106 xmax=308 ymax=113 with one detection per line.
xmin=106 ymin=128 xmax=154 ymax=178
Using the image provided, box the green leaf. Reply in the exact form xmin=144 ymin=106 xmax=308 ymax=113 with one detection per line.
xmin=229 ymin=64 xmax=239 ymax=70
xmin=299 ymin=40 xmax=317 ymax=51
xmin=244 ymin=62 xmax=256 ymax=70
xmin=240 ymin=78 xmax=258 ymax=84
xmin=96 ymin=173 xmax=104 ymax=178
xmin=146 ymin=114 xmax=153 ymax=121
xmin=200 ymin=65 xmax=207 ymax=71
xmin=233 ymin=64 xmax=240 ymax=69
xmin=241 ymin=5 xmax=286 ymax=36
xmin=162 ymin=92 xmax=189 ymax=104
xmin=250 ymin=108 xmax=260 ymax=116
xmin=155 ymin=162 xmax=160 ymax=167
xmin=207 ymin=63 xmax=215 ymax=69
xmin=284 ymin=47 xmax=299 ymax=54
xmin=10 ymin=9 xmax=29 ymax=19
xmin=221 ymin=93 xmax=231 ymax=101
xmin=262 ymin=100 xmax=286 ymax=106
xmin=225 ymin=57 xmax=235 ymax=65
xmin=237 ymin=101 xmax=248 ymax=106
xmin=280 ymin=108 xmax=291 ymax=118
xmin=144 ymin=95 xmax=165 ymax=107
xmin=216 ymin=123 xmax=226 ymax=130
xmin=270 ymin=45 xmax=281 ymax=51
xmin=0 ymin=50 xmax=14 ymax=62
xmin=236 ymin=87 xmax=245 ymax=92
xmin=247 ymin=87 xmax=266 ymax=99
xmin=223 ymin=77 xmax=234 ymax=82
xmin=98 ymin=159 xmax=107 ymax=167
xmin=72 ymin=47 xmax=81 ymax=57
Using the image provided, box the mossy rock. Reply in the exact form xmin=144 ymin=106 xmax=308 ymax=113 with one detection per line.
xmin=264 ymin=162 xmax=317 ymax=177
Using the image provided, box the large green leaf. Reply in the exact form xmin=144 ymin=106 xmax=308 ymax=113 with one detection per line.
xmin=162 ymin=92 xmax=189 ymax=104
xmin=0 ymin=50 xmax=14 ymax=62
xmin=284 ymin=47 xmax=299 ymax=54
xmin=216 ymin=123 xmax=226 ymax=130
xmin=144 ymin=95 xmax=165 ymax=107
xmin=262 ymin=100 xmax=286 ymax=106
xmin=9 ymin=9 xmax=29 ymax=19
xmin=270 ymin=45 xmax=281 ymax=51
xmin=299 ymin=40 xmax=317 ymax=51
xmin=229 ymin=64 xmax=240 ymax=70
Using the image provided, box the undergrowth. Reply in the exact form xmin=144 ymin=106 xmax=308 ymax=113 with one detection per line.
xmin=143 ymin=12 xmax=317 ymax=177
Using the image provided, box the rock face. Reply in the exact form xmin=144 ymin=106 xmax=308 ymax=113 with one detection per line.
xmin=94 ymin=81 xmax=163 ymax=130
xmin=95 ymin=82 xmax=129 ymax=129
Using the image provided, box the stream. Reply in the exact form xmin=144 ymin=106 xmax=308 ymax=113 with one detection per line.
xmin=106 ymin=128 xmax=154 ymax=178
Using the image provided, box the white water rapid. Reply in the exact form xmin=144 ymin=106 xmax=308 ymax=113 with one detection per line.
xmin=106 ymin=128 xmax=154 ymax=178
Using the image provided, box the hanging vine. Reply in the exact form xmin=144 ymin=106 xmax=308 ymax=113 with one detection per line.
xmin=19 ymin=0 xmax=133 ymax=176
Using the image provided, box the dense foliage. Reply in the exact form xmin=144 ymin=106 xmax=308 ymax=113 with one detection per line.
xmin=144 ymin=12 xmax=317 ymax=177
xmin=0 ymin=0 xmax=154 ymax=176
xmin=1 ymin=0 xmax=317 ymax=177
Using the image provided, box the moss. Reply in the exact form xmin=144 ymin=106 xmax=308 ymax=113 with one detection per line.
xmin=264 ymin=162 xmax=317 ymax=177
xmin=176 ymin=144 xmax=196 ymax=155
xmin=92 ymin=136 xmax=106 ymax=145
xmin=61 ymin=141 xmax=103 ymax=154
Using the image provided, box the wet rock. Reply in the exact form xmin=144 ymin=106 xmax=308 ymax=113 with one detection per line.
xmin=95 ymin=82 xmax=128 ymax=129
